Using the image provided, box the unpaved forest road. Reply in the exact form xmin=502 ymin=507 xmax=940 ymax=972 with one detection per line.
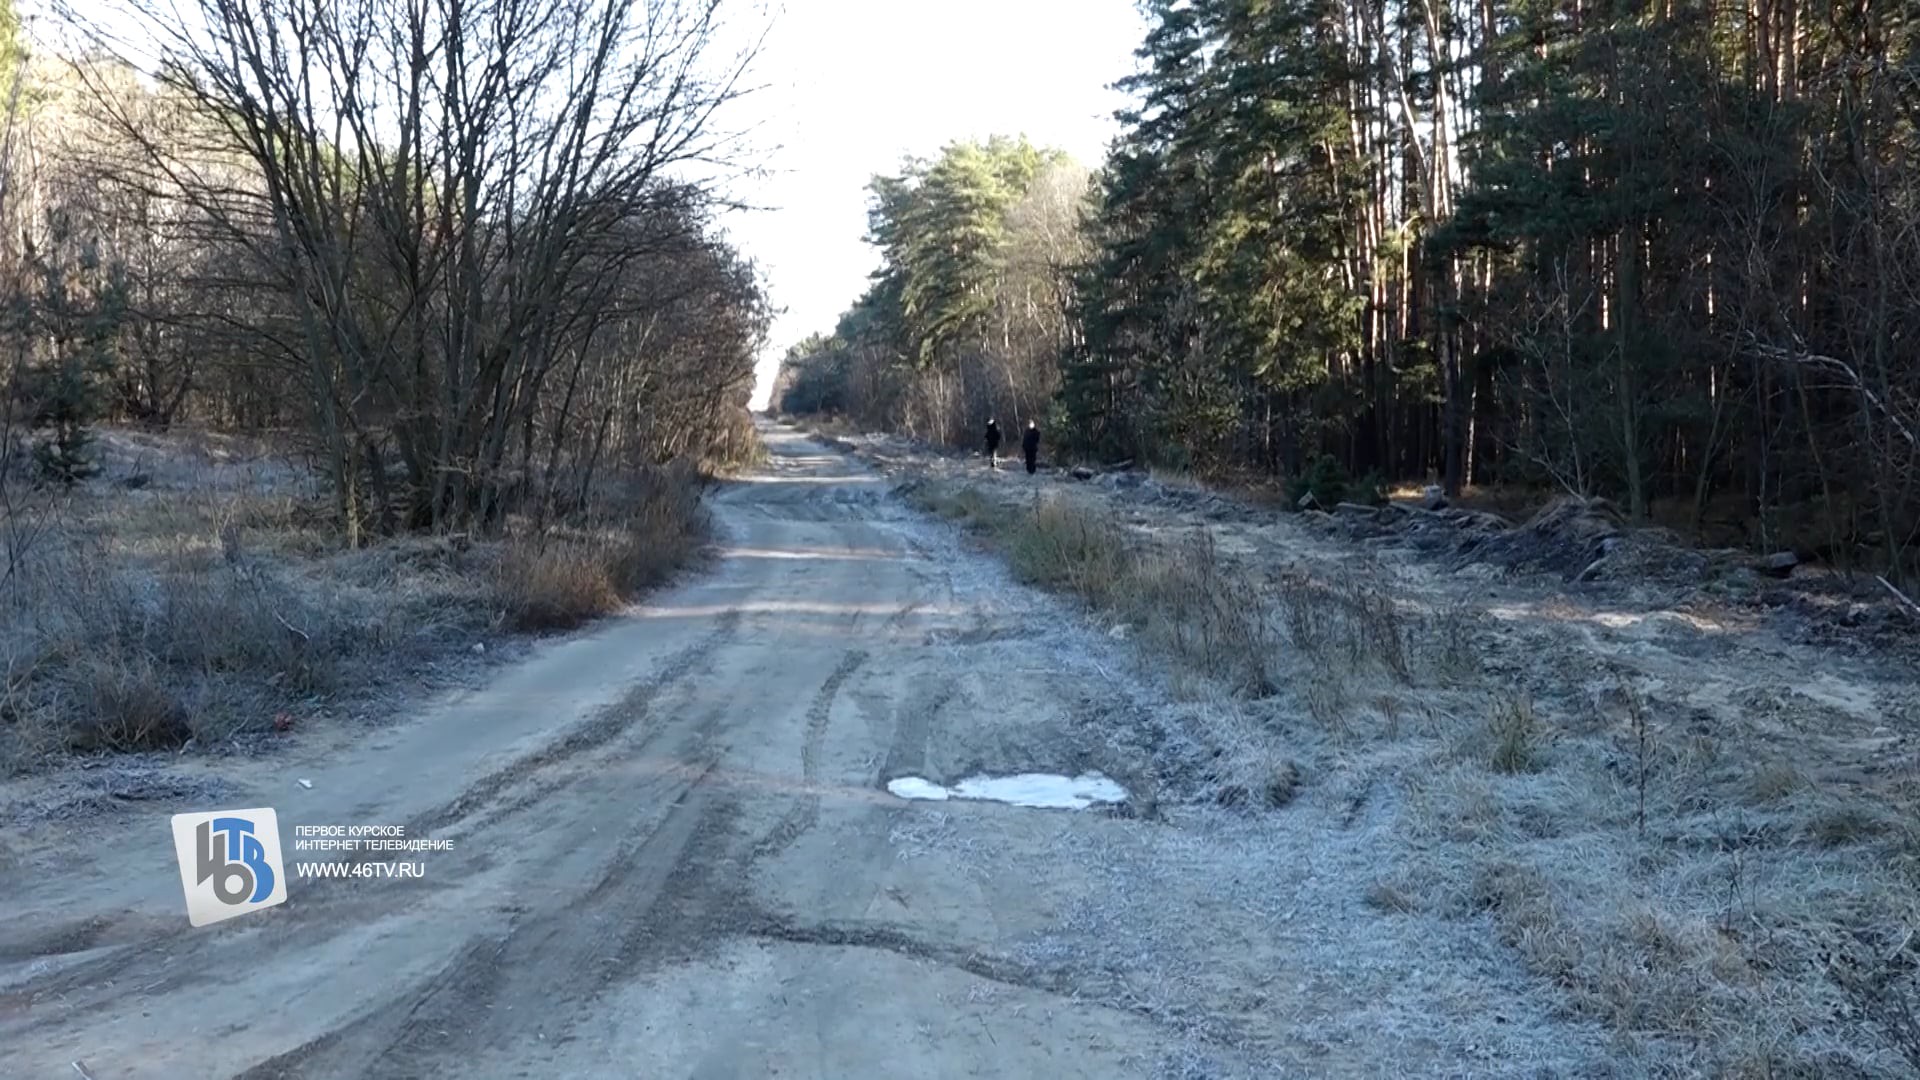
xmin=1 ymin=424 xmax=1247 ymax=1078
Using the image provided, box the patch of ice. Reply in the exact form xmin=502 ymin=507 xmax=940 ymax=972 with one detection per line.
xmin=953 ymin=772 xmax=1128 ymax=809
xmin=887 ymin=771 xmax=1127 ymax=810
xmin=886 ymin=777 xmax=951 ymax=802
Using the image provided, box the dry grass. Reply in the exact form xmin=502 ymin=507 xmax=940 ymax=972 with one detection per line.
xmin=911 ymin=482 xmax=996 ymax=527
xmin=702 ymin=409 xmax=771 ymax=474
xmin=0 ymin=444 xmax=709 ymax=772
xmin=493 ymin=539 xmax=624 ymax=630
xmin=1388 ymin=705 xmax=1920 ymax=1076
xmin=1131 ymin=533 xmax=1277 ymax=696
xmin=1486 ymin=692 xmax=1541 ymax=774
xmin=494 ymin=464 xmax=706 ymax=631
xmin=1004 ymin=496 xmax=1136 ymax=608
xmin=1273 ymin=563 xmax=1414 ymax=686
xmin=910 ymin=484 xmax=1279 ymax=698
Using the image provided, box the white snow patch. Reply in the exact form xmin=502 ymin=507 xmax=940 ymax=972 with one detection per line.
xmin=888 ymin=771 xmax=1127 ymax=810
xmin=885 ymin=777 xmax=952 ymax=802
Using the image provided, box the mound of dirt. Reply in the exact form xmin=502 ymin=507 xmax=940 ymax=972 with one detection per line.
xmin=1319 ymin=500 xmax=1508 ymax=558
xmin=1328 ymin=495 xmax=1736 ymax=590
xmin=1311 ymin=491 xmax=1917 ymax=651
xmin=1461 ymin=496 xmax=1741 ymax=589
xmin=1466 ymin=496 xmax=1626 ymax=576
xmin=1130 ymin=480 xmax=1268 ymax=524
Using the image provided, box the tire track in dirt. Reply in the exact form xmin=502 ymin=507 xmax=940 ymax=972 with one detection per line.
xmin=236 ymin=733 xmax=742 ymax=1079
xmin=738 ymin=913 xmax=1075 ymax=995
xmin=728 ymin=912 xmax=1271 ymax=1052
xmin=749 ymin=649 xmax=868 ymax=863
xmin=401 ymin=610 xmax=741 ymax=840
xmin=803 ymin=651 xmax=868 ymax=783
xmin=880 ymin=674 xmax=957 ymax=784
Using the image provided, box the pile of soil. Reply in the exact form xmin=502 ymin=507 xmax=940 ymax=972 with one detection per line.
xmin=1466 ymin=496 xmax=1735 ymax=587
xmin=1322 ymin=495 xmax=1743 ymax=589
xmin=1315 ymin=493 xmax=1919 ymax=653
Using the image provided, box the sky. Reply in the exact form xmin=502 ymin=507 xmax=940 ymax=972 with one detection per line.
xmin=714 ymin=0 xmax=1149 ymax=408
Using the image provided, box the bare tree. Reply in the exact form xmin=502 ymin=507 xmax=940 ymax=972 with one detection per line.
xmin=63 ymin=0 xmax=763 ymax=540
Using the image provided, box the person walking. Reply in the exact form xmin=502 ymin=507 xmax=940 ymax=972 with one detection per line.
xmin=1022 ymin=420 xmax=1040 ymax=475
xmin=984 ymin=419 xmax=1002 ymax=470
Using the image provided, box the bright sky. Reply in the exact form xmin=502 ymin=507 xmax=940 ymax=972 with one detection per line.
xmin=718 ymin=1 xmax=1148 ymax=408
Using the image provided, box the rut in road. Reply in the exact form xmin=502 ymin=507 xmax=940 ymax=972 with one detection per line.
xmin=750 ymin=648 xmax=868 ymax=862
xmin=239 ymin=680 xmax=750 ymax=1078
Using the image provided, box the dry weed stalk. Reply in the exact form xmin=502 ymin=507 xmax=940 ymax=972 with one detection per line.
xmin=1622 ymin=677 xmax=1651 ymax=839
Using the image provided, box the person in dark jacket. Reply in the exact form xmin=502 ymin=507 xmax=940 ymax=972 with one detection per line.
xmin=984 ymin=419 xmax=1002 ymax=469
xmin=1022 ymin=421 xmax=1040 ymax=475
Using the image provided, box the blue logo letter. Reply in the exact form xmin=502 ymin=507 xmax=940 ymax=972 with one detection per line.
xmin=196 ymin=816 xmax=275 ymax=905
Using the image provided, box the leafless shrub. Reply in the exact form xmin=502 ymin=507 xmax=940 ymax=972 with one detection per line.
xmin=1000 ymin=497 xmax=1278 ymax=695
xmin=1276 ymin=571 xmax=1336 ymax=656
xmin=69 ymin=0 xmax=767 ymax=541
xmin=66 ymin=652 xmax=190 ymax=751
xmin=0 ymin=538 xmax=353 ymax=760
xmin=1430 ymin=599 xmax=1480 ymax=682
xmin=1302 ymin=668 xmax=1350 ymax=732
xmin=1623 ymin=678 xmax=1652 ymax=837
xmin=0 ymin=453 xmax=708 ymax=770
xmin=593 ymin=462 xmax=710 ymax=594
xmin=1340 ymin=571 xmax=1412 ymax=683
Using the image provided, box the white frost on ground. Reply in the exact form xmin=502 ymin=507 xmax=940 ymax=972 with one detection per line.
xmin=888 ymin=772 xmax=1128 ymax=810
xmin=846 ymin=434 xmax=1625 ymax=1075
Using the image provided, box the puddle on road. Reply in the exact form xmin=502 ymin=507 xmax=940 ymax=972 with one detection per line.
xmin=885 ymin=772 xmax=1127 ymax=810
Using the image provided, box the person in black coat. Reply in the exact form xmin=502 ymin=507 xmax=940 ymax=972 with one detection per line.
xmin=984 ymin=419 xmax=1002 ymax=469
xmin=1022 ymin=421 xmax=1040 ymax=475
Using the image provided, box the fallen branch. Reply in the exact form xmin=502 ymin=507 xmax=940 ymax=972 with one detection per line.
xmin=1878 ymin=575 xmax=1920 ymax=619
xmin=1751 ymin=337 xmax=1918 ymax=450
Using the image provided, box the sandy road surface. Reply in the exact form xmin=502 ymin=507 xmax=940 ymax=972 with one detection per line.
xmin=0 ymin=426 xmax=1200 ymax=1078
xmin=1 ymin=424 xmax=1611 ymax=1079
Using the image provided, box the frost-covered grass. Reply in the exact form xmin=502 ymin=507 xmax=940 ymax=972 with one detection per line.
xmin=883 ymin=453 xmax=1920 ymax=1078
xmin=0 ymin=428 xmax=710 ymax=778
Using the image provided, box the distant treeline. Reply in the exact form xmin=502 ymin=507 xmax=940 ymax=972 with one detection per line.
xmin=775 ymin=0 xmax=1920 ymax=578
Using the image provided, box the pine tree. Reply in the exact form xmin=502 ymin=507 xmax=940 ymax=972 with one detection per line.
xmin=22 ymin=212 xmax=128 ymax=486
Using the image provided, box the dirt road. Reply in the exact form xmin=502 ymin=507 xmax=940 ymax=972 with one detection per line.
xmin=1 ymin=424 xmax=1603 ymax=1079
xmin=0 ymin=425 xmax=1164 ymax=1078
